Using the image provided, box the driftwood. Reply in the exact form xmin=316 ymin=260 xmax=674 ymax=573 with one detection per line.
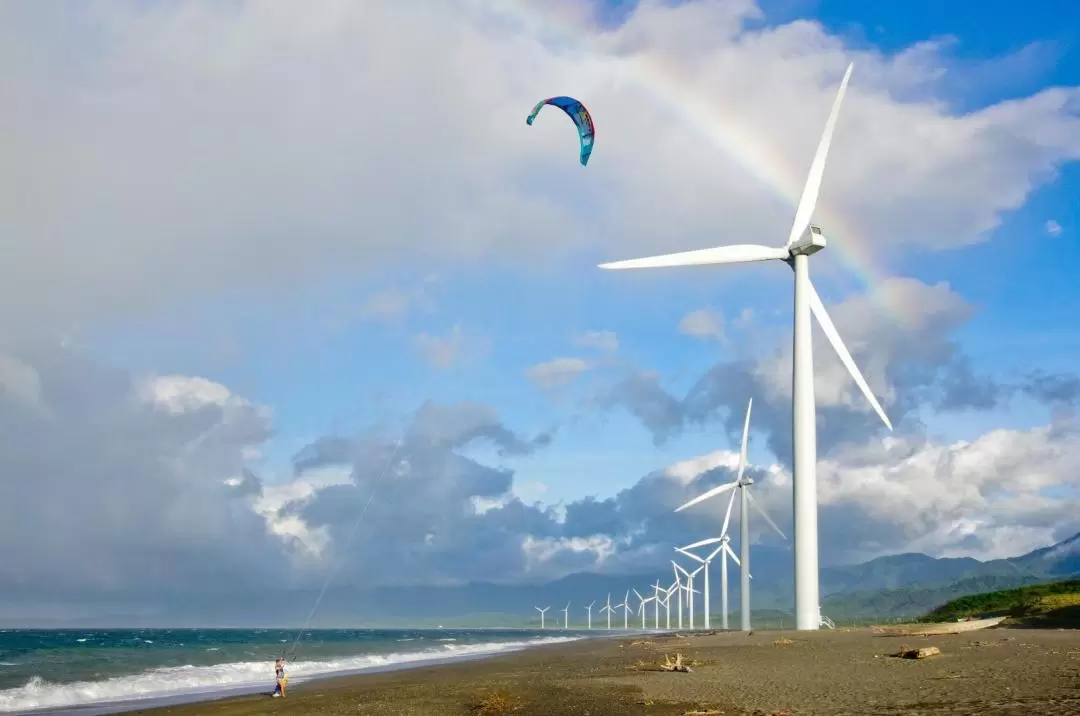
xmin=891 ymin=645 xmax=942 ymax=659
xmin=873 ymin=616 xmax=1005 ymax=637
xmin=660 ymin=652 xmax=693 ymax=673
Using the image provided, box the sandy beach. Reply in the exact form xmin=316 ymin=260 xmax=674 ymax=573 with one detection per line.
xmin=123 ymin=626 xmax=1080 ymax=715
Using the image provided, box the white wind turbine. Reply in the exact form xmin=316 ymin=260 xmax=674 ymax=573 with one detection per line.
xmin=671 ymin=563 xmax=685 ymax=628
xmin=684 ymin=565 xmax=703 ymax=630
xmin=561 ymin=602 xmax=570 ymax=629
xmin=619 ymin=590 xmax=631 ymax=630
xmin=677 ymin=398 xmax=786 ymax=631
xmin=662 ymin=582 xmax=676 ymax=629
xmin=535 ymin=606 xmax=549 ymax=629
xmin=585 ymin=600 xmax=596 ymax=630
xmin=651 ymin=580 xmax=664 ymax=629
xmin=633 ymin=588 xmax=655 ymax=630
xmin=600 ymin=593 xmax=614 ymax=630
xmin=676 ymin=536 xmax=737 ymax=630
xmin=599 ymin=63 xmax=892 ymax=630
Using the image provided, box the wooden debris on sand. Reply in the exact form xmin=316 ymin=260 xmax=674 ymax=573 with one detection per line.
xmin=660 ymin=652 xmax=693 ymax=673
xmin=890 ymin=645 xmax=942 ymax=660
xmin=773 ymin=637 xmax=794 ymax=645
xmin=872 ymin=616 xmax=1004 ymax=637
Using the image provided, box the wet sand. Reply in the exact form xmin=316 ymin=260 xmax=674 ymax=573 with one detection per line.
xmin=128 ymin=627 xmax=1080 ymax=715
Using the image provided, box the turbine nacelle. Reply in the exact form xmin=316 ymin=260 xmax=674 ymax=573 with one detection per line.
xmin=788 ymin=224 xmax=827 ymax=257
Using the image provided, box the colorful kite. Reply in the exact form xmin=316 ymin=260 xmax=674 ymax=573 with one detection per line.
xmin=526 ymin=96 xmax=595 ymax=166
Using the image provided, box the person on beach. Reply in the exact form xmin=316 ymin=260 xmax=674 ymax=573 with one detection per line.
xmin=272 ymin=657 xmax=288 ymax=698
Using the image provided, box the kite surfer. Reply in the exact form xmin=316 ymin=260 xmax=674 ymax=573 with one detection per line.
xmin=271 ymin=656 xmax=288 ymax=698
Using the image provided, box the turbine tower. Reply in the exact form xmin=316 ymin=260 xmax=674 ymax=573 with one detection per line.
xmin=600 ymin=593 xmax=614 ymax=630
xmin=534 ymin=606 xmax=549 ymax=629
xmin=671 ymin=562 xmax=688 ymax=629
xmin=651 ymin=580 xmax=664 ymax=629
xmin=676 ymin=398 xmax=786 ymax=630
xmin=598 ymin=63 xmax=892 ymax=630
xmin=560 ymin=602 xmax=570 ymax=629
xmin=585 ymin=600 xmax=596 ymax=630
xmin=619 ymin=590 xmax=631 ymax=630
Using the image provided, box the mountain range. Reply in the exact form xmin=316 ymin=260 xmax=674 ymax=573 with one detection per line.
xmin=13 ymin=532 xmax=1079 ymax=628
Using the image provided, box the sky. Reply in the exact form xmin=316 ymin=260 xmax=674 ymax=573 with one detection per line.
xmin=1 ymin=0 xmax=1080 ymax=621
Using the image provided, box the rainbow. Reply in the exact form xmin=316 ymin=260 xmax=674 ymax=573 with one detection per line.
xmin=484 ymin=0 xmax=906 ymax=323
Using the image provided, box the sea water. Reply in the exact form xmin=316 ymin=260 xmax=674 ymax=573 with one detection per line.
xmin=0 ymin=628 xmax=590 ymax=714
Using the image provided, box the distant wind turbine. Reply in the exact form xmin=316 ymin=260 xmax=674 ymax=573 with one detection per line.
xmin=619 ymin=590 xmax=631 ymax=630
xmin=560 ymin=602 xmax=570 ymax=629
xmin=585 ymin=600 xmax=596 ymax=630
xmin=600 ymin=593 xmax=614 ymax=630
xmin=633 ymin=588 xmax=655 ymax=630
xmin=534 ymin=606 xmax=549 ymax=629
xmin=651 ymin=580 xmax=664 ymax=629
xmin=599 ymin=63 xmax=893 ymax=631
xmin=672 ymin=562 xmax=688 ymax=629
xmin=676 ymin=398 xmax=786 ymax=631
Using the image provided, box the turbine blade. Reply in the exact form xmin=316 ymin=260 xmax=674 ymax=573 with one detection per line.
xmin=720 ymin=487 xmax=738 ymax=537
xmin=785 ymin=63 xmax=854 ymax=249
xmin=746 ymin=490 xmax=786 ymax=540
xmin=599 ymin=245 xmax=788 ymax=271
xmin=724 ymin=543 xmax=741 ymax=567
xmin=682 ymin=536 xmax=724 ymax=551
xmin=675 ymin=480 xmax=738 ymax=513
xmin=808 ymin=281 xmax=893 ymax=430
xmin=706 ymin=544 xmax=725 ymax=562
xmin=675 ymin=547 xmax=706 ymax=563
xmin=738 ymin=398 xmax=753 ymax=480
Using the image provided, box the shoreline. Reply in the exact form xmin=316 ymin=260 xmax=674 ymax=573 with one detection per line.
xmin=21 ymin=633 xmax=620 ymax=716
xmin=116 ymin=626 xmax=1080 ymax=715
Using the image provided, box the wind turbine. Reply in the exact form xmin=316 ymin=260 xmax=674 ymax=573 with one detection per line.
xmin=651 ymin=580 xmax=664 ymax=629
xmin=534 ymin=606 xmax=549 ymax=629
xmin=633 ymin=588 xmax=654 ymax=630
xmin=600 ymin=593 xmax=614 ymax=630
xmin=684 ymin=565 xmax=703 ymax=630
xmin=671 ymin=562 xmax=688 ymax=629
xmin=619 ymin=590 xmax=631 ymax=630
xmin=585 ymin=600 xmax=596 ymax=630
xmin=561 ymin=602 xmax=570 ymax=629
xmin=677 ymin=536 xmax=734 ymax=630
xmin=600 ymin=63 xmax=892 ymax=630
xmin=662 ymin=582 xmax=676 ymax=629
xmin=676 ymin=398 xmax=786 ymax=631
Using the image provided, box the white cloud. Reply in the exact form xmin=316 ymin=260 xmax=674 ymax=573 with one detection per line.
xmin=252 ymin=466 xmax=354 ymax=558
xmin=575 ymin=330 xmax=619 ymax=352
xmin=525 ymin=357 xmax=589 ymax=389
xmin=664 ymin=449 xmax=740 ymax=485
xmin=2 ymin=1 xmax=1078 ymax=333
xmin=413 ymin=325 xmax=489 ymax=370
xmin=138 ymin=375 xmax=246 ymax=415
xmin=1045 ymin=219 xmax=1063 ymax=236
xmin=678 ymin=308 xmax=725 ymax=341
xmin=812 ymin=421 xmax=1080 ymax=561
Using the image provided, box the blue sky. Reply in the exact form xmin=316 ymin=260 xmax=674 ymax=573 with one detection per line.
xmin=9 ymin=0 xmax=1078 ymax=588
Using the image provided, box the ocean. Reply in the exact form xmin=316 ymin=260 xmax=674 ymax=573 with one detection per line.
xmin=0 ymin=627 xmax=597 ymax=714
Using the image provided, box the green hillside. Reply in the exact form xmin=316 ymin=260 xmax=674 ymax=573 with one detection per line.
xmin=920 ymin=579 xmax=1080 ymax=626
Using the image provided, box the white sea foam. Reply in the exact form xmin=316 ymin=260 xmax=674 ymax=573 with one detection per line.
xmin=0 ymin=636 xmax=579 ymax=713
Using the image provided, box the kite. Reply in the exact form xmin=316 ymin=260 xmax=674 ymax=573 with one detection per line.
xmin=526 ymin=96 xmax=595 ymax=166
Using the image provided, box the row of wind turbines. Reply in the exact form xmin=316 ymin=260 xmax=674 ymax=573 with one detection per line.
xmin=535 ymin=398 xmax=794 ymax=633
xmin=538 ymin=61 xmax=893 ymax=631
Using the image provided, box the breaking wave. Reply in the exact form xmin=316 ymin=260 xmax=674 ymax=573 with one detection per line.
xmin=0 ymin=635 xmax=579 ymax=713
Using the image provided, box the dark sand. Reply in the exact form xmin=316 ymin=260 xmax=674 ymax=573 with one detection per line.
xmin=128 ymin=627 xmax=1080 ymax=715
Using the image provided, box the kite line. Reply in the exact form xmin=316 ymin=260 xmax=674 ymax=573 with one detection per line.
xmin=285 ymin=430 xmax=407 ymax=661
